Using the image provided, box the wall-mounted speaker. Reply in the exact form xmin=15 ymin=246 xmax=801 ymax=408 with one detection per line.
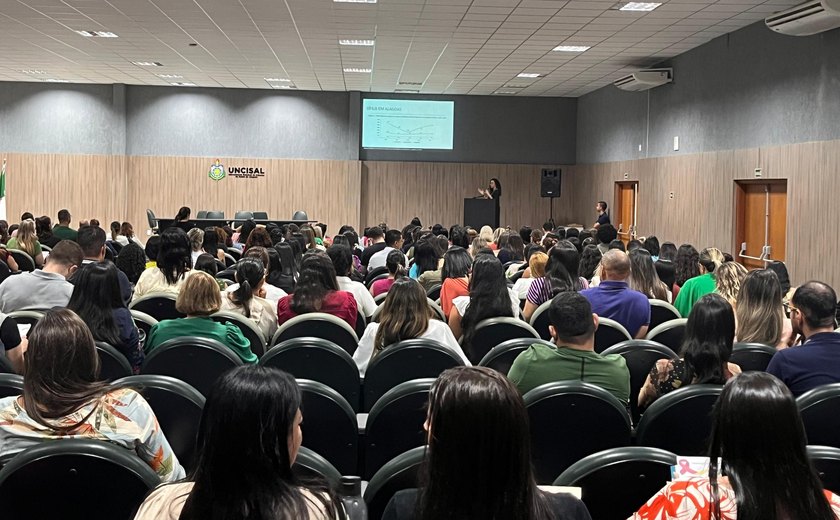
xmin=541 ymin=169 xmax=561 ymax=198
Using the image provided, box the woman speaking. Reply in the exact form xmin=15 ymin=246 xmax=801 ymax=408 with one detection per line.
xmin=478 ymin=178 xmax=502 ymax=200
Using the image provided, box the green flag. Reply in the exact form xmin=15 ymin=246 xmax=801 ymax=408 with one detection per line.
xmin=0 ymin=159 xmax=5 ymax=221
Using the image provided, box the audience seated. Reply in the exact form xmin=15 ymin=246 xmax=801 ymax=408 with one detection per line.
xmin=35 ymin=215 xmax=61 ymax=248
xmin=735 ymin=269 xmax=794 ymax=349
xmin=201 ymin=226 xmax=227 ymax=263
xmin=578 ymin=244 xmax=601 ymax=285
xmin=276 ymin=253 xmax=358 ymax=330
xmin=411 ymin=239 xmax=444 ymax=289
xmin=115 ymin=241 xmax=147 ymax=285
xmin=7 ymin=219 xmax=45 ymax=267
xmin=0 ymin=311 xmax=25 ymax=374
xmin=0 ymin=309 xmax=184 ymax=480
xmin=133 ymin=365 xmax=341 ymax=519
xmin=144 ymin=235 xmax=161 ymax=269
xmin=354 ymin=278 xmax=468 ymax=375
xmin=509 ymin=292 xmax=630 ymax=403
xmin=222 ymin=247 xmax=286 ymax=304
xmin=244 ymin=227 xmax=273 ymax=252
xmin=631 ymin=372 xmax=840 ymax=519
xmin=0 ymin=243 xmax=20 ymax=273
xmin=595 ymin=225 xmax=617 ymax=254
xmin=642 ymin=235 xmax=660 ymax=261
xmin=219 ymin=257 xmax=278 ymax=342
xmin=523 ymin=241 xmax=586 ymax=322
xmin=187 ymin=228 xmax=204 ymax=267
xmin=438 ymin=247 xmax=472 ymax=318
xmin=269 ymin=243 xmax=297 ymax=294
xmin=628 ymin=248 xmax=670 ymax=302
xmin=448 ymin=255 xmax=520 ymax=356
xmin=580 ymin=250 xmax=650 ymax=339
xmin=75 ymin=225 xmax=132 ymax=304
xmin=191 ymin=253 xmax=222 ymax=289
xmin=382 ymin=366 xmax=591 ymax=520
xmin=118 ymin=222 xmax=143 ymax=247
xmin=0 ymin=240 xmax=83 ymax=312
xmin=369 ymin=229 xmax=407 ymax=272
xmin=714 ymin=261 xmax=748 ymax=307
xmin=327 ymin=244 xmax=377 ymax=319
xmin=674 ymin=247 xmax=724 ymax=317
xmin=513 ymin=251 xmax=547 ymax=301
xmin=68 ymin=262 xmax=143 ymax=372
xmin=133 ymin=227 xmax=193 ymax=300
xmin=672 ymin=244 xmax=700 ymax=303
xmin=371 ymin=249 xmax=407 ymax=297
xmin=51 ymin=208 xmax=78 ymax=242
xmin=639 ymin=294 xmax=741 ymax=408
xmin=361 ymin=226 xmax=387 ymax=268
xmin=767 ymin=281 xmax=840 ymax=396
xmin=145 ymin=271 xmax=256 ymax=364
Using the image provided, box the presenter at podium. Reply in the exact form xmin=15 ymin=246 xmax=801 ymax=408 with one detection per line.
xmin=477 ymin=178 xmax=502 ymax=201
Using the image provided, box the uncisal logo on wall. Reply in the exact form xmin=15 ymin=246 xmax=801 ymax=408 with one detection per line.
xmin=208 ymin=159 xmax=226 ymax=181
xmin=208 ymin=159 xmax=266 ymax=181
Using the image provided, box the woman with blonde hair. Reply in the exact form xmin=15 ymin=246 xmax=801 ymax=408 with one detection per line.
xmin=7 ymin=219 xmax=44 ymax=267
xmin=628 ymin=248 xmax=670 ymax=302
xmin=353 ymin=278 xmax=468 ymax=375
xmin=187 ymin=227 xmax=205 ymax=267
xmin=513 ymin=251 xmax=547 ymax=300
xmin=715 ymin=261 xmax=748 ymax=307
xmin=478 ymin=225 xmax=494 ymax=245
xmin=735 ymin=269 xmax=794 ymax=349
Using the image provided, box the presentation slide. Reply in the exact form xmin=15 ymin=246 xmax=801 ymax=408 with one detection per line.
xmin=362 ymin=99 xmax=454 ymax=150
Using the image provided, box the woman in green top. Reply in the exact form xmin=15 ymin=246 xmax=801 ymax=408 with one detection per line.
xmin=7 ymin=219 xmax=44 ymax=268
xmin=145 ymin=271 xmax=256 ymax=364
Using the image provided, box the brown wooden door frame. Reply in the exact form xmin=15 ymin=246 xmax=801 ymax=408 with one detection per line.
xmin=614 ymin=181 xmax=639 ymax=244
xmin=733 ymin=179 xmax=787 ymax=269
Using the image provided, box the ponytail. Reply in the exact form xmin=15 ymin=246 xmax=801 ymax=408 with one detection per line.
xmin=233 ymin=279 xmax=253 ymax=318
xmin=386 ymin=249 xmax=406 ymax=279
xmin=232 ymin=258 xmax=265 ymax=319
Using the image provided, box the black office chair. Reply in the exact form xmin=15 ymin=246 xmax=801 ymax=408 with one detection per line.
xmin=7 ymin=249 xmax=35 ymax=272
xmin=529 ymin=300 xmax=553 ymax=340
xmin=798 ymin=383 xmax=840 ymax=449
xmin=271 ymin=313 xmax=359 ymax=356
xmin=130 ymin=310 xmax=158 ymax=345
xmin=252 ymin=211 xmax=269 ymax=220
xmin=196 ymin=210 xmax=208 ymax=219
xmin=649 ymin=299 xmax=681 ymax=330
xmin=364 ymin=447 xmax=425 ymax=520
xmin=0 ymin=373 xmax=23 ymax=398
xmin=7 ymin=310 xmax=45 ymax=328
xmin=95 ymin=342 xmax=133 ymax=382
xmin=115 ymin=374 xmax=205 ymax=473
xmin=808 ymin=445 xmax=840 ymax=495
xmin=730 ymin=342 xmax=776 ymax=372
xmin=206 ymin=211 xmax=225 ymax=219
xmin=260 ymin=337 xmax=361 ymax=411
xmin=297 ymin=379 xmax=358 ymax=476
xmin=594 ymin=317 xmax=633 ymax=353
xmin=524 ymin=381 xmax=632 ymax=483
xmin=365 ymin=266 xmax=389 ymax=286
xmin=478 ymin=337 xmax=553 ymax=375
xmin=635 ymin=384 xmax=723 ymax=455
xmin=146 ymin=208 xmax=158 ymax=233
xmin=140 ymin=336 xmax=244 ymax=397
xmin=210 ymin=310 xmax=266 ymax=358
xmin=292 ymin=210 xmax=309 ymax=221
xmin=466 ymin=317 xmax=540 ymax=365
xmin=233 ymin=211 xmax=254 ymax=227
xmin=645 ymin=318 xmax=688 ymax=352
xmin=0 ymin=439 xmax=162 ymax=520
xmin=554 ymin=447 xmax=677 ymax=520
xmin=293 ymin=446 xmax=342 ymax=487
xmin=129 ymin=294 xmax=185 ymax=322
xmin=602 ymin=340 xmax=678 ymax=425
xmin=364 ymin=379 xmax=433 ymax=480
xmin=425 ymin=284 xmax=442 ymax=301
xmin=363 ymin=339 xmax=464 ymax=411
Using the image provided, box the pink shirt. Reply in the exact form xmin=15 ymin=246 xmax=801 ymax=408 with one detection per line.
xmin=371 ymin=278 xmax=395 ymax=297
xmin=276 ymin=290 xmax=358 ymax=330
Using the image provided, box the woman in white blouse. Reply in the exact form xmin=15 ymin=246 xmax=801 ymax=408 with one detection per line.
xmin=353 ymin=278 xmax=469 ymax=376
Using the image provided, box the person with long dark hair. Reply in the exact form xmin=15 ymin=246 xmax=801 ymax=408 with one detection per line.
xmin=642 ymin=235 xmax=660 ymax=260
xmin=439 ymin=247 xmax=472 ymax=318
xmin=638 ymin=293 xmax=741 ymax=408
xmin=578 ymin=244 xmax=602 ymax=283
xmin=354 ymin=278 xmax=467 ymax=375
xmin=632 ymin=372 xmax=840 ymax=519
xmin=135 ymin=366 xmax=342 ymax=519
xmin=449 ymin=255 xmax=519 ymax=362
xmin=523 ymin=241 xmax=586 ymax=321
xmin=220 ymin=257 xmax=278 ymax=342
xmin=115 ymin=241 xmax=146 ymax=285
xmin=409 ymin=239 xmax=442 ymax=280
xmin=276 ymin=253 xmax=357 ymax=330
xmin=201 ymin=226 xmax=226 ymax=263
xmin=133 ymin=226 xmax=193 ymax=299
xmin=0 ymin=309 xmax=184 ymax=480
xmin=174 ymin=206 xmax=191 ymax=222
xmin=382 ymin=366 xmax=591 ymax=520
xmin=270 ymin=243 xmax=297 ymax=294
xmin=68 ymin=262 xmax=143 ymax=372
xmin=674 ymin=247 xmax=724 ymax=317
xmin=478 ymin=178 xmax=502 ymax=200
xmin=371 ymin=249 xmax=407 ymax=297
xmin=673 ymin=244 xmax=700 ymax=299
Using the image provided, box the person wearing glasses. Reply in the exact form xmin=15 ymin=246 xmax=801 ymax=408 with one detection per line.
xmin=767 ymin=281 xmax=840 ymax=397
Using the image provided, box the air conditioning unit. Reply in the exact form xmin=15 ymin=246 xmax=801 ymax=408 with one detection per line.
xmin=613 ymin=68 xmax=673 ymax=92
xmin=765 ymin=0 xmax=840 ymax=36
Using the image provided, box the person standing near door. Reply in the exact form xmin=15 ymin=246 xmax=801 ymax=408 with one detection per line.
xmin=594 ymin=201 xmax=610 ymax=229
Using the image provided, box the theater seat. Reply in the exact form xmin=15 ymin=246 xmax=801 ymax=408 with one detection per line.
xmin=466 ymin=317 xmax=540 ymax=365
xmin=649 ymin=300 xmax=681 ymax=330
xmin=808 ymin=445 xmax=840 ymax=495
xmin=635 ymin=384 xmax=722 ymax=455
xmin=7 ymin=249 xmax=35 ymax=272
xmin=0 ymin=439 xmax=161 ymax=520
xmin=7 ymin=310 xmax=45 ymax=329
xmin=210 ymin=310 xmax=266 ymax=358
xmin=594 ymin=317 xmax=633 ymax=353
xmin=798 ymin=383 xmax=840 ymax=450
xmin=730 ymin=342 xmax=776 ymax=372
xmin=272 ymin=313 xmax=359 ymax=356
xmin=478 ymin=337 xmax=553 ymax=375
xmin=425 ymin=284 xmax=442 ymax=301
xmin=529 ymin=300 xmax=553 ymax=340
xmin=0 ymin=373 xmax=23 ymax=398
xmin=293 ymin=446 xmax=342 ymax=486
xmin=129 ymin=294 xmax=185 ymax=322
xmin=95 ymin=341 xmax=133 ymax=382
xmin=140 ymin=336 xmax=244 ymax=397
xmin=130 ymin=310 xmax=158 ymax=343
xmin=645 ymin=318 xmax=688 ymax=352
xmin=297 ymin=379 xmax=358 ymax=476
xmin=364 ymin=447 xmax=425 ymax=520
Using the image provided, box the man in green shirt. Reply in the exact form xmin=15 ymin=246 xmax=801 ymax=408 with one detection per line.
xmin=673 ymin=247 xmax=723 ymax=317
xmin=52 ymin=209 xmax=78 ymax=242
xmin=508 ymin=291 xmax=630 ymax=404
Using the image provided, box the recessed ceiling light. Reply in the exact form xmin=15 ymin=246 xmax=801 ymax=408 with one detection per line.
xmin=344 ymin=67 xmax=371 ymax=73
xmin=132 ymin=61 xmax=163 ymax=67
xmin=517 ymin=73 xmax=541 ymax=78
xmin=157 ymin=74 xmax=183 ymax=79
xmin=272 ymin=85 xmax=297 ymax=89
xmin=495 ymin=91 xmax=518 ymax=95
xmin=75 ymin=30 xmax=118 ymax=38
xmin=264 ymin=78 xmax=291 ymax=82
xmin=170 ymin=82 xmax=196 ymax=87
xmin=617 ymin=2 xmax=662 ymax=11
xmin=334 ymin=0 xmax=376 ymax=3
xmin=395 ymin=89 xmax=419 ymax=93
xmin=553 ymin=45 xmax=591 ymax=52
xmin=339 ymin=39 xmax=375 ymax=46
xmin=43 ymin=79 xmax=70 ymax=83
xmin=19 ymin=70 xmax=47 ymax=75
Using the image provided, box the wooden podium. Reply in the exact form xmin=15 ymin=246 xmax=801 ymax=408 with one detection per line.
xmin=464 ymin=198 xmax=499 ymax=229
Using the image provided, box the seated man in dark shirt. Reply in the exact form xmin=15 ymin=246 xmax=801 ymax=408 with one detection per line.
xmin=767 ymin=281 xmax=840 ymax=396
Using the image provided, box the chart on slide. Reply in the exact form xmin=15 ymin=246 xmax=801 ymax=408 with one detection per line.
xmin=362 ymin=99 xmax=454 ymax=150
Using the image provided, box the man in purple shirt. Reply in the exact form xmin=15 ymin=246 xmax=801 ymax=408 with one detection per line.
xmin=581 ymin=250 xmax=650 ymax=338
xmin=767 ymin=281 xmax=840 ymax=396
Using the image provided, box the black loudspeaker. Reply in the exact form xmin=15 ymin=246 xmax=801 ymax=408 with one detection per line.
xmin=541 ymin=169 xmax=561 ymax=198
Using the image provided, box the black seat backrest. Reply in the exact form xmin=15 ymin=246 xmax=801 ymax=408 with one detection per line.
xmin=730 ymin=342 xmax=776 ymax=372
xmin=209 ymin=311 xmax=266 ymax=358
xmin=365 ymin=266 xmax=389 ymax=286
xmin=649 ymin=300 xmax=681 ymax=330
xmin=130 ymin=310 xmax=158 ymax=345
xmin=206 ymin=211 xmax=225 ymax=219
xmin=0 ymin=439 xmax=161 ymax=520
xmin=0 ymin=259 xmax=11 ymax=285
xmin=478 ymin=337 xmax=553 ymax=375
xmin=364 ymin=447 xmax=425 ymax=520
xmin=233 ymin=211 xmax=254 ymax=227
xmin=297 ymin=379 xmax=358 ymax=476
xmin=252 ymin=212 xmax=269 ymax=220
xmin=364 ymin=379 xmax=434 ymax=480
xmin=0 ymin=373 xmax=23 ymax=398
xmin=140 ymin=336 xmax=244 ymax=397
xmin=272 ymin=313 xmax=359 ymax=356
xmin=554 ymin=446 xmax=677 ymax=520
xmin=196 ymin=211 xmax=208 ymax=219
xmin=524 ymin=381 xmax=632 ymax=483
xmin=95 ymin=342 xmax=133 ymax=382
xmin=7 ymin=310 xmax=45 ymax=329
xmin=467 ymin=317 xmax=539 ymax=365
xmin=425 ymin=284 xmax=442 ymax=301
xmin=808 ymin=445 xmax=840 ymax=496
xmin=292 ymin=211 xmax=308 ymax=221
xmin=645 ymin=319 xmax=688 ymax=352
xmin=363 ymin=339 xmax=464 ymax=411
xmin=146 ymin=209 xmax=157 ymax=230
xmin=292 ymin=446 xmax=342 ymax=487
xmin=7 ymin=250 xmax=35 ymax=272
xmin=115 ymin=375 xmax=205 ymax=473
xmin=798 ymin=383 xmax=840 ymax=449
xmin=602 ymin=340 xmax=678 ymax=425
xmin=594 ymin=317 xmax=633 ymax=353
xmin=635 ymin=384 xmax=722 ymax=455
xmin=129 ymin=294 xmax=185 ymax=322
xmin=260 ymin=337 xmax=361 ymax=411
xmin=530 ymin=300 xmax=553 ymax=340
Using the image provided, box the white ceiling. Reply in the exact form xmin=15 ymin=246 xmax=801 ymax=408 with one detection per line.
xmin=0 ymin=0 xmax=800 ymax=97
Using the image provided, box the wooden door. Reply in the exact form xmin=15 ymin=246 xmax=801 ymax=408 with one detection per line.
xmin=614 ymin=181 xmax=638 ymax=246
xmin=735 ymin=181 xmax=787 ymax=270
